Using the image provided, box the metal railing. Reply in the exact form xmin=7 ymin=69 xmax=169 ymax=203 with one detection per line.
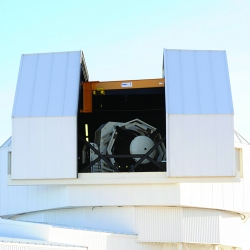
xmin=78 ymin=134 xmax=166 ymax=172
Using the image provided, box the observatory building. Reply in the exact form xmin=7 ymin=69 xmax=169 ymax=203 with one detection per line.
xmin=0 ymin=49 xmax=250 ymax=250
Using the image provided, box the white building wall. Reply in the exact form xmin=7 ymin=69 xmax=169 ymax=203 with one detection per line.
xmin=164 ymin=50 xmax=234 ymax=178
xmin=11 ymin=117 xmax=77 ymax=179
xmin=168 ymin=114 xmax=234 ymax=177
xmin=179 ymin=180 xmax=250 ymax=213
xmin=50 ymin=227 xmax=169 ymax=250
xmin=68 ymin=184 xmax=180 ymax=207
xmin=13 ymin=207 xmax=242 ymax=247
xmin=182 ymin=208 xmax=220 ymax=244
xmin=136 ymin=207 xmax=182 ymax=242
xmin=0 ymin=147 xmax=69 ymax=217
xmin=1 ymin=143 xmax=250 ymax=217
xmin=0 ymin=218 xmax=241 ymax=250
xmin=11 ymin=51 xmax=84 ymax=180
xmin=1 ymin=144 xmax=249 ymax=248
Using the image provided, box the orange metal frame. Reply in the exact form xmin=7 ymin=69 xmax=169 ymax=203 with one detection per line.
xmin=80 ymin=78 xmax=165 ymax=113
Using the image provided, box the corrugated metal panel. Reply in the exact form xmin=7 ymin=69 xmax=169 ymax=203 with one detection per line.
xmin=12 ymin=51 xmax=82 ymax=118
xmin=11 ymin=118 xmax=29 ymax=179
xmin=180 ymin=182 xmax=242 ymax=211
xmin=164 ymin=49 xmax=233 ymax=114
xmin=12 ymin=117 xmax=77 ymax=179
xmin=5 ymin=206 xmax=245 ymax=247
xmin=50 ymin=226 xmax=174 ymax=250
xmin=15 ymin=207 xmax=225 ymax=244
xmin=183 ymin=208 xmax=220 ymax=243
xmin=136 ymin=207 xmax=182 ymax=242
xmin=29 ymin=118 xmax=46 ymax=178
xmin=180 ymin=182 xmax=245 ymax=212
xmin=215 ymin=115 xmax=234 ymax=176
xmin=168 ymin=114 xmax=234 ymax=177
xmin=50 ymin=228 xmax=106 ymax=250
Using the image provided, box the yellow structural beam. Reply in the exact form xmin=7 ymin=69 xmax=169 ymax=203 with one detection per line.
xmin=80 ymin=78 xmax=165 ymax=113
xmin=90 ymin=78 xmax=164 ymax=91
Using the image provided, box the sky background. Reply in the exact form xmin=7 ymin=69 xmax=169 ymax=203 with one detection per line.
xmin=0 ymin=0 xmax=250 ymax=145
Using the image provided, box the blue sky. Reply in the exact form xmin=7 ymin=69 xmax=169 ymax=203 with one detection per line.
xmin=0 ymin=0 xmax=250 ymax=145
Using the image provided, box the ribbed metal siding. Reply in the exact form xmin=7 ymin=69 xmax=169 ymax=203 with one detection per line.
xmin=183 ymin=208 xmax=220 ymax=243
xmin=164 ymin=50 xmax=233 ymax=115
xmin=180 ymin=182 xmax=244 ymax=212
xmin=136 ymin=207 xmax=182 ymax=242
xmin=50 ymin=227 xmax=167 ymax=250
xmin=12 ymin=51 xmax=82 ymax=118
xmin=168 ymin=114 xmax=234 ymax=177
xmin=12 ymin=206 xmax=242 ymax=246
xmin=12 ymin=116 xmax=77 ymax=179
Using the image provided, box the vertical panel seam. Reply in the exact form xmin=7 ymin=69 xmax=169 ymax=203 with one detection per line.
xmin=12 ymin=55 xmax=24 ymax=117
xmin=28 ymin=119 xmax=30 ymax=179
xmin=179 ymin=51 xmax=184 ymax=114
xmin=198 ymin=115 xmax=201 ymax=176
xmin=215 ymin=115 xmax=218 ymax=176
xmin=45 ymin=54 xmax=55 ymax=117
xmin=165 ymin=49 xmax=169 ymax=114
xmin=223 ymin=52 xmax=234 ymax=114
xmin=60 ymin=117 xmax=62 ymax=178
xmin=164 ymin=50 xmax=170 ymax=176
xmin=29 ymin=55 xmax=40 ymax=117
xmin=45 ymin=118 xmax=47 ymax=178
xmin=62 ymin=53 xmax=70 ymax=116
xmin=74 ymin=53 xmax=82 ymax=116
xmin=181 ymin=116 xmax=184 ymax=176
xmin=209 ymin=51 xmax=217 ymax=114
xmin=194 ymin=51 xmax=201 ymax=114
